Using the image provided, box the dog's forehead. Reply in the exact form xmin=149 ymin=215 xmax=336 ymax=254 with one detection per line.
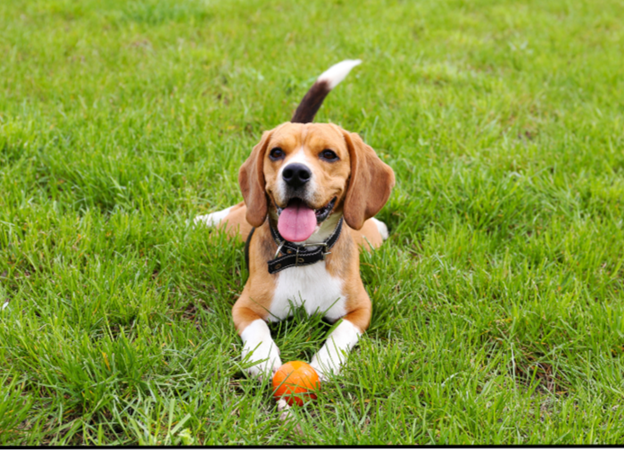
xmin=269 ymin=122 xmax=347 ymax=151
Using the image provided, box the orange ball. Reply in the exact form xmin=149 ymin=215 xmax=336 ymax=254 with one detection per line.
xmin=272 ymin=361 xmax=320 ymax=406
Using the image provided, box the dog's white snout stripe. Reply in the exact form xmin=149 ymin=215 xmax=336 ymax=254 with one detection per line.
xmin=276 ymin=148 xmax=317 ymax=204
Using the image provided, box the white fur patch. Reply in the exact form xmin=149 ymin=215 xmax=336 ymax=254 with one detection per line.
xmin=240 ymin=319 xmax=282 ymax=378
xmin=268 ymin=260 xmax=346 ymax=323
xmin=301 ymin=212 xmax=341 ymax=244
xmin=372 ymin=217 xmax=389 ymax=240
xmin=310 ymin=319 xmax=361 ymax=378
xmin=194 ymin=206 xmax=233 ymax=228
xmin=317 ymin=60 xmax=362 ymax=90
xmin=276 ymin=147 xmax=318 ymax=207
xmin=283 ymin=147 xmax=311 ymax=167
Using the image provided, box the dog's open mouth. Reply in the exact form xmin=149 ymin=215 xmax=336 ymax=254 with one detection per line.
xmin=276 ymin=197 xmax=336 ymax=242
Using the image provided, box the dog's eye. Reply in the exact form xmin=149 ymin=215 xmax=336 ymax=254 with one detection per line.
xmin=320 ymin=149 xmax=339 ymax=162
xmin=269 ymin=148 xmax=285 ymax=161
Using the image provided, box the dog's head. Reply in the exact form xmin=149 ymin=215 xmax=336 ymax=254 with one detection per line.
xmin=239 ymin=122 xmax=395 ymax=242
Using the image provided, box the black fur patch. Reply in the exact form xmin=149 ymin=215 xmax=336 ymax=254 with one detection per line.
xmin=291 ymin=80 xmax=331 ymax=123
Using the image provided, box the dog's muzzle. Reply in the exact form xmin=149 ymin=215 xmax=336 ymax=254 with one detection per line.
xmin=282 ymin=163 xmax=311 ymax=189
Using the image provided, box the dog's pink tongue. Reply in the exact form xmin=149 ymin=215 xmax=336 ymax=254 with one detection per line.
xmin=278 ymin=201 xmax=317 ymax=242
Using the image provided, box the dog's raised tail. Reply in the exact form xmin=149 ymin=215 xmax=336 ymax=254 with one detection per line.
xmin=291 ymin=59 xmax=361 ymax=124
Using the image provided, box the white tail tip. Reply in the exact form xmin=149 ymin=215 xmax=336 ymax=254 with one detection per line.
xmin=317 ymin=59 xmax=362 ymax=90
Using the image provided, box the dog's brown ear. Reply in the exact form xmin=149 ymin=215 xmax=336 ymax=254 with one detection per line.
xmin=342 ymin=131 xmax=395 ymax=230
xmin=239 ymin=131 xmax=273 ymax=227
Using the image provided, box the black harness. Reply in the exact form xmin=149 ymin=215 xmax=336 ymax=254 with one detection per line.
xmin=244 ymin=218 xmax=344 ymax=274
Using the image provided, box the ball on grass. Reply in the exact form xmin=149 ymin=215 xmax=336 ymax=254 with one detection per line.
xmin=272 ymin=361 xmax=320 ymax=407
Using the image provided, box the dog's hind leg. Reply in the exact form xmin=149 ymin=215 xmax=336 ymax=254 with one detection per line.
xmin=371 ymin=217 xmax=389 ymax=241
xmin=349 ymin=217 xmax=390 ymax=250
xmin=194 ymin=201 xmax=254 ymax=242
xmin=194 ymin=206 xmax=234 ymax=227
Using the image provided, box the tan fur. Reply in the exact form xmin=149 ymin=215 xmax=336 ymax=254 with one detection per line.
xmin=228 ymin=122 xmax=394 ymax=340
xmin=342 ymin=131 xmax=395 ymax=230
xmin=231 ymin=217 xmax=374 ymax=333
xmin=242 ymin=123 xmax=354 ymax=216
xmin=216 ymin=201 xmax=254 ymax=243
xmin=238 ymin=131 xmax=273 ymax=227
xmin=231 ymin=224 xmax=278 ymax=332
xmin=227 ymin=122 xmax=393 ymax=247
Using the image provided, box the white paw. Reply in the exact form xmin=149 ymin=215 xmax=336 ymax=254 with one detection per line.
xmin=241 ymin=319 xmax=282 ymax=380
xmin=310 ymin=319 xmax=361 ymax=380
xmin=309 ymin=354 xmax=338 ymax=381
xmin=194 ymin=206 xmax=232 ymax=228
xmin=308 ymin=362 xmax=330 ymax=382
xmin=243 ymin=342 xmax=282 ymax=380
xmin=372 ymin=217 xmax=389 ymax=240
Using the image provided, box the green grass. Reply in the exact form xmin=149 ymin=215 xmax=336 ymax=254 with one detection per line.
xmin=1 ymin=0 xmax=624 ymax=445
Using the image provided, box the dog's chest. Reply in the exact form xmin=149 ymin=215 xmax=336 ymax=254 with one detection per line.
xmin=268 ymin=261 xmax=346 ymax=322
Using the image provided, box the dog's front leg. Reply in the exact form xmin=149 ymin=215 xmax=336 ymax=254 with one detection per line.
xmin=233 ymin=303 xmax=282 ymax=380
xmin=310 ymin=306 xmax=370 ymax=379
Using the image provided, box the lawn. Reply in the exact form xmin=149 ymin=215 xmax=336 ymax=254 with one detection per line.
xmin=1 ymin=0 xmax=624 ymax=445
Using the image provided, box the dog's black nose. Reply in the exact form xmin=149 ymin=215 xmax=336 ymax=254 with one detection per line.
xmin=282 ymin=163 xmax=312 ymax=188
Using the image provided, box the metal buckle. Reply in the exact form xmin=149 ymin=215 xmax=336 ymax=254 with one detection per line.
xmin=274 ymin=240 xmax=285 ymax=259
xmin=322 ymin=243 xmax=331 ymax=260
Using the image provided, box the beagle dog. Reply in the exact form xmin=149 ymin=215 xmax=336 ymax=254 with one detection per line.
xmin=196 ymin=60 xmax=395 ymax=380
